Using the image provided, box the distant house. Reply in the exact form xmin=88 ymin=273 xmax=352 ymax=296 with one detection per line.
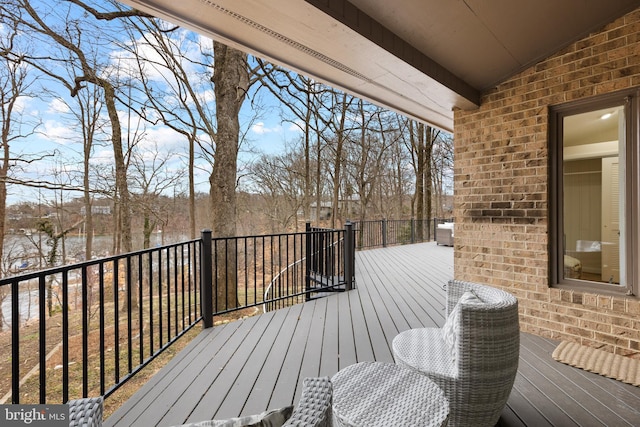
xmin=307 ymin=202 xmax=332 ymax=221
xmin=305 ymin=199 xmax=361 ymax=221
xmin=80 ymin=205 xmax=112 ymax=216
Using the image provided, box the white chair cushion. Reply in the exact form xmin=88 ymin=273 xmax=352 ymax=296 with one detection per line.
xmin=442 ymin=290 xmax=484 ymax=361
xmin=392 ymin=327 xmax=458 ymax=378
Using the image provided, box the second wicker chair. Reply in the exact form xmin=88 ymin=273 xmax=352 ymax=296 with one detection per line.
xmin=392 ymin=280 xmax=520 ymax=427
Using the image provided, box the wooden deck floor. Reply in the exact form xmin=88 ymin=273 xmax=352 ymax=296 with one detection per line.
xmin=105 ymin=243 xmax=640 ymax=427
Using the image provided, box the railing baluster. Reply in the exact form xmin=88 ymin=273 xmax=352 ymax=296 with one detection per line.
xmin=99 ymin=262 xmax=106 ymax=396
xmin=174 ymin=246 xmax=178 ymax=337
xmin=166 ymin=247 xmax=171 ymax=343
xmin=81 ymin=267 xmax=89 ymax=398
xmin=39 ymin=275 xmax=46 ymax=403
xmin=158 ymin=250 xmax=163 ymax=348
xmin=149 ymin=251 xmax=154 ymax=354
xmin=11 ymin=280 xmax=19 ymax=404
xmin=187 ymin=244 xmax=192 ymax=325
xmin=62 ymin=271 xmax=69 ymax=402
xmin=181 ymin=244 xmax=185 ymax=331
xmin=126 ymin=255 xmax=133 ymax=375
xmin=213 ymin=239 xmax=218 ymax=313
xmin=113 ymin=260 xmax=120 ymax=384
xmin=243 ymin=237 xmax=248 ymax=307
xmin=138 ymin=253 xmax=144 ymax=365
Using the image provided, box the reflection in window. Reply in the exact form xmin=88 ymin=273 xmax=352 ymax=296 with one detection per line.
xmin=562 ymin=106 xmax=624 ymax=285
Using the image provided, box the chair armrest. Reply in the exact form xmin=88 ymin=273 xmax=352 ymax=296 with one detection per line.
xmin=283 ymin=377 xmax=332 ymax=427
xmin=68 ymin=397 xmax=103 ymax=427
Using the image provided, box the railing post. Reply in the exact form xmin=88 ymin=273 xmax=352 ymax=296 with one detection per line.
xmin=411 ymin=218 xmax=415 ymax=243
xmin=305 ymin=222 xmax=312 ymax=301
xmin=200 ymin=229 xmax=213 ymax=328
xmin=382 ymin=218 xmax=388 ymax=247
xmin=344 ymin=221 xmax=355 ymax=291
xmin=433 ymin=218 xmax=438 ymax=242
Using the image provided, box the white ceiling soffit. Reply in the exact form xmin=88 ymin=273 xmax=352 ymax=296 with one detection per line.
xmin=119 ymin=0 xmax=640 ymax=132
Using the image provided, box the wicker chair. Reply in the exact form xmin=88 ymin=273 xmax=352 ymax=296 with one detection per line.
xmin=68 ymin=396 xmax=103 ymax=427
xmin=283 ymin=377 xmax=333 ymax=427
xmin=392 ymin=280 xmax=520 ymax=427
xmin=436 ymin=223 xmax=454 ymax=246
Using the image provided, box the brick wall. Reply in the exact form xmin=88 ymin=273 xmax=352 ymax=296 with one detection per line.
xmin=453 ymin=8 xmax=640 ymax=357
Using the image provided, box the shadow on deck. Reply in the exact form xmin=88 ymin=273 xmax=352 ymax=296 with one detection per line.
xmin=105 ymin=243 xmax=640 ymax=427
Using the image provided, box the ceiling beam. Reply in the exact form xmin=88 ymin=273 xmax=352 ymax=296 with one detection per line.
xmin=305 ymin=0 xmax=480 ymax=105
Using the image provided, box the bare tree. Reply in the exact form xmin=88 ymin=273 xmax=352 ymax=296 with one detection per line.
xmin=0 ymin=15 xmax=42 ymax=329
xmin=28 ymin=217 xmax=82 ymax=316
xmin=386 ymin=116 xmax=413 ymax=218
xmin=404 ymin=119 xmax=441 ymax=239
xmin=328 ymin=92 xmax=355 ymax=228
xmin=129 ymin=141 xmax=185 ymax=249
xmin=250 ymin=150 xmax=305 ymax=232
xmin=0 ymin=15 xmax=42 ymax=276
xmin=345 ymin=103 xmax=399 ymax=221
xmin=13 ymin=0 xmax=154 ymax=255
xmin=117 ymin=18 xmax=214 ymax=240
xmin=431 ymin=133 xmax=454 ymax=217
xmin=255 ymin=63 xmax=335 ymax=223
xmin=75 ymin=84 xmax=105 ymax=261
xmin=209 ymin=42 xmax=249 ymax=310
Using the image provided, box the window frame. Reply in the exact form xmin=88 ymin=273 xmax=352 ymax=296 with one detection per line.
xmin=549 ymin=88 xmax=639 ymax=296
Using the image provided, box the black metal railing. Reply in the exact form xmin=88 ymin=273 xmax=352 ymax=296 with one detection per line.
xmin=201 ymin=223 xmax=355 ymax=316
xmin=353 ymin=218 xmax=453 ymax=249
xmin=1 ymin=239 xmax=202 ymax=405
xmin=1 ymin=218 xmax=436 ymax=405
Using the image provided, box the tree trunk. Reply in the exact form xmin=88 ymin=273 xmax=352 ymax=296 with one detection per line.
xmin=303 ymin=94 xmax=312 ymax=224
xmin=189 ymin=135 xmax=196 ymax=239
xmin=0 ymin=108 xmax=9 ymax=274
xmin=0 ymin=123 xmax=8 ymax=330
xmin=104 ymin=84 xmax=137 ymax=311
xmin=83 ymin=155 xmax=93 ymax=263
xmin=414 ymin=122 xmax=426 ymax=240
xmin=425 ymin=126 xmax=434 ymax=235
xmin=210 ymin=42 xmax=248 ymax=311
xmin=331 ymin=93 xmax=350 ymax=228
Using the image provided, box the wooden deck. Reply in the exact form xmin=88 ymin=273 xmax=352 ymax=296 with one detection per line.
xmin=105 ymin=243 xmax=640 ymax=427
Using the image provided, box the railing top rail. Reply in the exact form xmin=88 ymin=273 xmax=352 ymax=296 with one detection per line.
xmin=210 ymin=228 xmax=345 ymax=242
xmin=0 ymin=226 xmax=351 ymax=288
xmin=0 ymin=238 xmax=200 ymax=287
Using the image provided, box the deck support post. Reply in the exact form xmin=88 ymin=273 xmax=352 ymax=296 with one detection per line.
xmin=382 ymin=219 xmax=388 ymax=247
xmin=344 ymin=221 xmax=355 ymax=291
xmin=200 ymin=229 xmax=213 ymax=328
xmin=411 ymin=218 xmax=416 ymax=243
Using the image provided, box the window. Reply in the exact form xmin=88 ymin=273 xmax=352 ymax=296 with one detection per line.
xmin=550 ymin=89 xmax=638 ymax=295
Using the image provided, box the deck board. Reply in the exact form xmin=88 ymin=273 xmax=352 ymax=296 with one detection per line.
xmin=105 ymin=242 xmax=640 ymax=427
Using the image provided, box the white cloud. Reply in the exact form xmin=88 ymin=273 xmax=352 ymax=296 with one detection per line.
xmin=136 ymin=126 xmax=187 ymax=156
xmin=288 ymin=120 xmax=304 ymax=133
xmin=41 ymin=120 xmax=79 ymax=144
xmin=47 ymin=98 xmax=70 ymax=114
xmin=107 ymin=27 xmax=207 ymax=87
xmin=90 ymin=147 xmax=115 ymax=165
xmin=251 ymin=122 xmax=282 ymax=135
xmin=13 ymin=95 xmax=32 ymax=114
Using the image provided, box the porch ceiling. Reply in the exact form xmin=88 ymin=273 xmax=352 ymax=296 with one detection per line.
xmin=120 ymin=0 xmax=640 ymax=132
